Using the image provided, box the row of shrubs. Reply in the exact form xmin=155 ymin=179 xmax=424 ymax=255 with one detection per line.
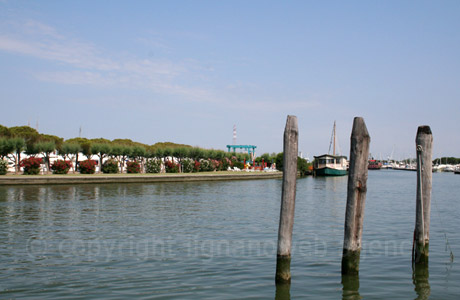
xmin=1 ymin=156 xmax=242 ymax=175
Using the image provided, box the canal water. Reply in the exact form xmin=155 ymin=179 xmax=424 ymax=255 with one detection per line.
xmin=0 ymin=171 xmax=459 ymax=299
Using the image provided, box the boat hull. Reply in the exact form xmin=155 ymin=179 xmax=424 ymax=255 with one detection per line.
xmin=314 ymin=167 xmax=348 ymax=176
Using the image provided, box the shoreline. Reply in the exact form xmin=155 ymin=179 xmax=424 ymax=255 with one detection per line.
xmin=0 ymin=171 xmax=283 ymax=186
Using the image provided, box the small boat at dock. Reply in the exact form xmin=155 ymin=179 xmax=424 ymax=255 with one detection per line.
xmin=313 ymin=121 xmax=348 ymax=176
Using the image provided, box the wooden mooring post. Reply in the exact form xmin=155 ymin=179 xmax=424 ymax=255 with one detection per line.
xmin=275 ymin=115 xmax=298 ymax=283
xmin=342 ymin=117 xmax=370 ymax=275
xmin=413 ymin=126 xmax=433 ymax=265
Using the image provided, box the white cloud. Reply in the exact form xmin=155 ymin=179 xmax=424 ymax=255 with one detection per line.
xmin=0 ymin=19 xmax=217 ymax=102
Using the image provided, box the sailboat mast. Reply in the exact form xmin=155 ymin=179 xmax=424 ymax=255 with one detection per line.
xmin=333 ymin=121 xmax=336 ymax=156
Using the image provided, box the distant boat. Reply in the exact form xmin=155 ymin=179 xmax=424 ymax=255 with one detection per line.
xmin=313 ymin=121 xmax=348 ymax=176
xmin=368 ymin=159 xmax=382 ymax=170
xmin=454 ymin=166 xmax=460 ymax=175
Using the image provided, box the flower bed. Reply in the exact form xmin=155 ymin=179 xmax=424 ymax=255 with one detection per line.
xmin=165 ymin=160 xmax=180 ymax=173
xmin=102 ymin=159 xmax=118 ymax=174
xmin=20 ymin=157 xmax=43 ymax=175
xmin=51 ymin=160 xmax=72 ymax=174
xmin=126 ymin=161 xmax=141 ymax=173
xmin=79 ymin=159 xmax=97 ymax=174
xmin=145 ymin=159 xmax=162 ymax=173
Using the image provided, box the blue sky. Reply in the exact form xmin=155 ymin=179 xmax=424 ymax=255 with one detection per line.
xmin=1 ymin=1 xmax=459 ymax=160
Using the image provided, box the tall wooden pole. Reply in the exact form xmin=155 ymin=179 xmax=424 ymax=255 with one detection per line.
xmin=276 ymin=115 xmax=298 ymax=283
xmin=342 ymin=117 xmax=370 ymax=275
xmin=413 ymin=126 xmax=432 ymax=265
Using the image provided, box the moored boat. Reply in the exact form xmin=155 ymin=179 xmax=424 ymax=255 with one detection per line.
xmin=313 ymin=121 xmax=348 ymax=176
xmin=368 ymin=159 xmax=382 ymax=170
xmin=313 ymin=154 xmax=348 ymax=176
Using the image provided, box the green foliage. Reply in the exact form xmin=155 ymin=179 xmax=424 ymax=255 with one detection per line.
xmin=199 ymin=159 xmax=213 ymax=172
xmin=181 ymin=158 xmax=195 ymax=173
xmin=163 ymin=147 xmax=172 ymax=159
xmin=219 ymin=157 xmax=232 ymax=170
xmin=102 ymin=159 xmax=119 ymax=174
xmin=433 ymin=157 xmax=460 ymax=165
xmin=92 ymin=143 xmax=111 ymax=172
xmin=51 ymin=160 xmax=72 ymax=174
xmin=60 ymin=142 xmax=81 ymax=157
xmin=0 ymin=160 xmax=8 ymax=175
xmin=145 ymin=159 xmax=162 ymax=173
xmin=0 ymin=138 xmax=16 ymax=158
xmin=40 ymin=134 xmax=63 ymax=151
xmin=91 ymin=143 xmax=111 ymax=156
xmin=80 ymin=141 xmax=92 ymax=159
xmin=173 ymin=147 xmax=189 ymax=160
xmin=189 ymin=147 xmax=204 ymax=160
xmin=0 ymin=125 xmax=11 ymax=137
xmin=275 ymin=152 xmax=283 ymax=171
xmin=131 ymin=146 xmax=146 ymax=159
xmin=297 ymin=157 xmax=312 ymax=176
xmin=232 ymin=157 xmax=244 ymax=169
xmin=153 ymin=148 xmax=164 ymax=159
xmin=151 ymin=142 xmax=191 ymax=149
xmin=10 ymin=126 xmax=39 ymax=142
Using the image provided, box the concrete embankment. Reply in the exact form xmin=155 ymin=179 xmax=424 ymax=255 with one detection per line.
xmin=0 ymin=172 xmax=283 ymax=186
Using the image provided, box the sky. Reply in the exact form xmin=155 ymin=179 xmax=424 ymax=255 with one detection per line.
xmin=1 ymin=1 xmax=459 ymax=160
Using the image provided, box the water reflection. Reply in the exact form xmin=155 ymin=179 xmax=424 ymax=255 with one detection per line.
xmin=413 ymin=264 xmax=430 ymax=300
xmin=275 ymin=282 xmax=291 ymax=300
xmin=341 ymin=274 xmax=361 ymax=300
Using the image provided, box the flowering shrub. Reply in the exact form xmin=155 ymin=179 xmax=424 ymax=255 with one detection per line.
xmin=20 ymin=157 xmax=43 ymax=175
xmin=199 ymin=159 xmax=214 ymax=172
xmin=165 ymin=160 xmax=180 ymax=173
xmin=127 ymin=161 xmax=141 ymax=173
xmin=79 ymin=159 xmax=97 ymax=174
xmin=145 ymin=159 xmax=162 ymax=173
xmin=210 ymin=159 xmax=220 ymax=171
xmin=220 ymin=157 xmax=232 ymax=171
xmin=181 ymin=158 xmax=194 ymax=173
xmin=0 ymin=160 xmax=8 ymax=175
xmin=193 ymin=160 xmax=200 ymax=172
xmin=51 ymin=160 xmax=72 ymax=174
xmin=102 ymin=159 xmax=118 ymax=174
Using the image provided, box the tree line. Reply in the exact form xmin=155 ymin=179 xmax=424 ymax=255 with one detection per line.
xmin=1 ymin=125 xmax=305 ymax=175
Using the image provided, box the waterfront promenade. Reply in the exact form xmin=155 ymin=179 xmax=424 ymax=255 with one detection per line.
xmin=0 ymin=171 xmax=282 ymax=185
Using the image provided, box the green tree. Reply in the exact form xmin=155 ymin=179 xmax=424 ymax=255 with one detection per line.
xmin=0 ymin=138 xmax=15 ymax=159
xmin=60 ymin=142 xmax=81 ymax=173
xmin=35 ymin=141 xmax=56 ymax=174
xmin=7 ymin=137 xmax=26 ymax=174
xmin=297 ymin=157 xmax=312 ymax=176
xmin=9 ymin=126 xmax=40 ymax=150
xmin=173 ymin=147 xmax=188 ymax=172
xmin=118 ymin=145 xmax=133 ymax=173
xmin=0 ymin=125 xmax=11 ymax=137
xmin=130 ymin=146 xmax=147 ymax=173
xmin=275 ymin=152 xmax=283 ymax=171
xmin=65 ymin=137 xmax=91 ymax=171
xmin=91 ymin=143 xmax=112 ymax=173
xmin=81 ymin=140 xmax=92 ymax=160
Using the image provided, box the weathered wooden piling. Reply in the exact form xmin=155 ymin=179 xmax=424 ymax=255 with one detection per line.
xmin=342 ymin=117 xmax=370 ymax=275
xmin=413 ymin=263 xmax=431 ymax=299
xmin=341 ymin=274 xmax=361 ymax=300
xmin=275 ymin=115 xmax=298 ymax=283
xmin=413 ymin=126 xmax=433 ymax=265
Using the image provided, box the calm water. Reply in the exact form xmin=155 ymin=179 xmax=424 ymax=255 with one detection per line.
xmin=0 ymin=171 xmax=459 ymax=299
